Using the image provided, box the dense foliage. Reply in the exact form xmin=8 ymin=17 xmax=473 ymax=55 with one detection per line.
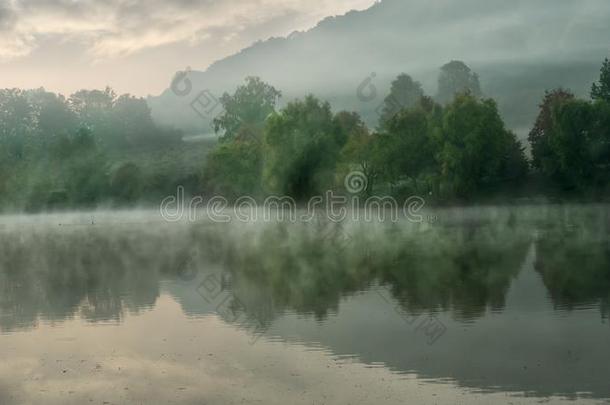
xmin=436 ymin=61 xmax=483 ymax=104
xmin=528 ymin=63 xmax=610 ymax=191
xmin=0 ymin=87 xmax=186 ymax=210
xmin=208 ymin=68 xmax=527 ymax=202
xmin=591 ymin=58 xmax=610 ymax=103
xmin=1 ymin=58 xmax=610 ymax=211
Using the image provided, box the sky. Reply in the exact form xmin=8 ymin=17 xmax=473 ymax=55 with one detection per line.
xmin=0 ymin=0 xmax=377 ymax=97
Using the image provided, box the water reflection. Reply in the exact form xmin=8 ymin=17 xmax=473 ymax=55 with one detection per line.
xmin=0 ymin=224 xmax=169 ymax=330
xmin=194 ymin=220 xmax=532 ymax=323
xmin=535 ymin=225 xmax=610 ymax=315
xmin=0 ymin=207 xmax=609 ymax=402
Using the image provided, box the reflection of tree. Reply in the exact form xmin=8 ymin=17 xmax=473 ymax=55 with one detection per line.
xmin=190 ymin=220 xmax=531 ymax=324
xmin=378 ymin=226 xmax=531 ymax=320
xmin=534 ymin=226 xmax=610 ymax=316
xmin=0 ymin=217 xmax=542 ymax=333
xmin=0 ymin=225 xmax=169 ymax=332
xmin=215 ymin=221 xmax=374 ymax=322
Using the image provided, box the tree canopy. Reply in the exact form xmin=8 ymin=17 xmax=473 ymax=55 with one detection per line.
xmin=263 ymin=95 xmax=348 ymax=199
xmin=436 ymin=61 xmax=482 ymax=104
xmin=529 ymin=88 xmax=610 ymax=189
xmin=378 ymin=73 xmax=424 ymax=129
xmin=591 ymin=58 xmax=610 ymax=103
xmin=3 ymin=57 xmax=610 ymax=211
xmin=213 ymin=76 xmax=282 ymax=143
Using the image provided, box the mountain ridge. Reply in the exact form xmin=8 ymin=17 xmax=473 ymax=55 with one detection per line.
xmin=148 ymin=0 xmax=610 ymax=137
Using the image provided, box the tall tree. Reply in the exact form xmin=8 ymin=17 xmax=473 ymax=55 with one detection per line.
xmin=436 ymin=61 xmax=482 ymax=104
xmin=62 ymin=128 xmax=110 ymax=206
xmin=213 ymin=76 xmax=281 ymax=143
xmin=375 ymin=97 xmax=439 ymax=192
xmin=28 ymin=89 xmax=78 ymax=141
xmin=203 ymin=140 xmax=263 ymax=200
xmin=68 ymin=87 xmax=116 ymax=145
xmin=378 ymin=73 xmax=424 ymax=129
xmin=110 ymin=94 xmax=159 ymax=147
xmin=435 ymin=94 xmax=526 ymax=197
xmin=263 ymin=95 xmax=347 ymax=198
xmin=0 ymin=89 xmax=36 ymax=161
xmin=591 ymin=58 xmax=610 ymax=103
xmin=337 ymin=111 xmax=376 ymax=194
xmin=529 ymin=89 xmax=610 ymax=189
xmin=202 ymin=77 xmax=280 ymax=198
xmin=69 ymin=87 xmax=116 ymax=126
xmin=528 ymin=89 xmax=575 ymax=173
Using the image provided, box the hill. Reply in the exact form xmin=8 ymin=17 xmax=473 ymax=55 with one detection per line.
xmin=148 ymin=0 xmax=610 ymax=139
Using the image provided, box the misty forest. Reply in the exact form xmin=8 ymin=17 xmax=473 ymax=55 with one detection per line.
xmin=2 ymin=1 xmax=610 ymax=404
xmin=1 ymin=58 xmax=610 ymax=211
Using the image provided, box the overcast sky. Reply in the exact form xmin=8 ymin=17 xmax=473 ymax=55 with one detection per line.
xmin=0 ymin=0 xmax=376 ymax=96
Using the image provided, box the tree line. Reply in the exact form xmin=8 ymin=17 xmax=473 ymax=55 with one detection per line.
xmin=0 ymin=58 xmax=609 ymax=211
xmin=0 ymin=87 xmax=185 ymax=210
xmin=204 ymin=59 xmax=610 ymax=202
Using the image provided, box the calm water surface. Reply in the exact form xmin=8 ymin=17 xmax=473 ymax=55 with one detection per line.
xmin=0 ymin=206 xmax=609 ymax=404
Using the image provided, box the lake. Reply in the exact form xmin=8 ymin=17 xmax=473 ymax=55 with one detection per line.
xmin=0 ymin=205 xmax=609 ymax=404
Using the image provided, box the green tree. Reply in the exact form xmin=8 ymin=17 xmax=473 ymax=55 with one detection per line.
xmin=0 ymin=89 xmax=36 ymax=161
xmin=109 ymin=94 xmax=180 ymax=148
xmin=336 ymin=111 xmax=376 ymax=194
xmin=378 ymin=74 xmax=424 ymax=129
xmin=548 ymin=99 xmax=597 ymax=188
xmin=436 ymin=61 xmax=482 ymax=104
xmin=529 ymin=92 xmax=610 ymax=189
xmin=202 ymin=77 xmax=280 ymax=198
xmin=111 ymin=162 xmax=144 ymax=203
xmin=263 ymin=95 xmax=348 ymax=198
xmin=589 ymin=101 xmax=610 ymax=183
xmin=528 ymin=89 xmax=575 ymax=173
xmin=203 ymin=140 xmax=263 ymax=200
xmin=213 ymin=77 xmax=281 ymax=143
xmin=69 ymin=87 xmax=116 ymax=127
xmin=68 ymin=89 xmax=180 ymax=149
xmin=28 ymin=89 xmax=78 ymax=142
xmin=435 ymin=94 xmax=527 ymax=197
xmin=111 ymin=95 xmax=155 ymax=144
xmin=0 ymin=85 xmax=190 ymax=211
xmin=591 ymin=58 xmax=610 ymax=103
xmin=23 ymin=127 xmax=111 ymax=209
xmin=59 ymin=128 xmax=110 ymax=206
xmin=374 ymin=97 xmax=439 ymax=194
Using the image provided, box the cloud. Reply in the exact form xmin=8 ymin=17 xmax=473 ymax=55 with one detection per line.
xmin=0 ymin=1 xmax=33 ymax=59
xmin=0 ymin=0 xmax=376 ymax=60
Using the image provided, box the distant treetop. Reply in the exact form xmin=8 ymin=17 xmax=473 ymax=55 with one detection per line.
xmin=591 ymin=58 xmax=610 ymax=103
xmin=436 ymin=60 xmax=482 ymax=104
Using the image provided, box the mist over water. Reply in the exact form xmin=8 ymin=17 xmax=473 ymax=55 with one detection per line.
xmin=1 ymin=205 xmax=609 ymax=404
xmin=2 ymin=1 xmax=610 ymax=403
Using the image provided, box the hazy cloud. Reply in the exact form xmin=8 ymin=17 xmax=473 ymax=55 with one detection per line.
xmin=2 ymin=0 xmax=608 ymax=96
xmin=0 ymin=0 xmax=376 ymax=60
